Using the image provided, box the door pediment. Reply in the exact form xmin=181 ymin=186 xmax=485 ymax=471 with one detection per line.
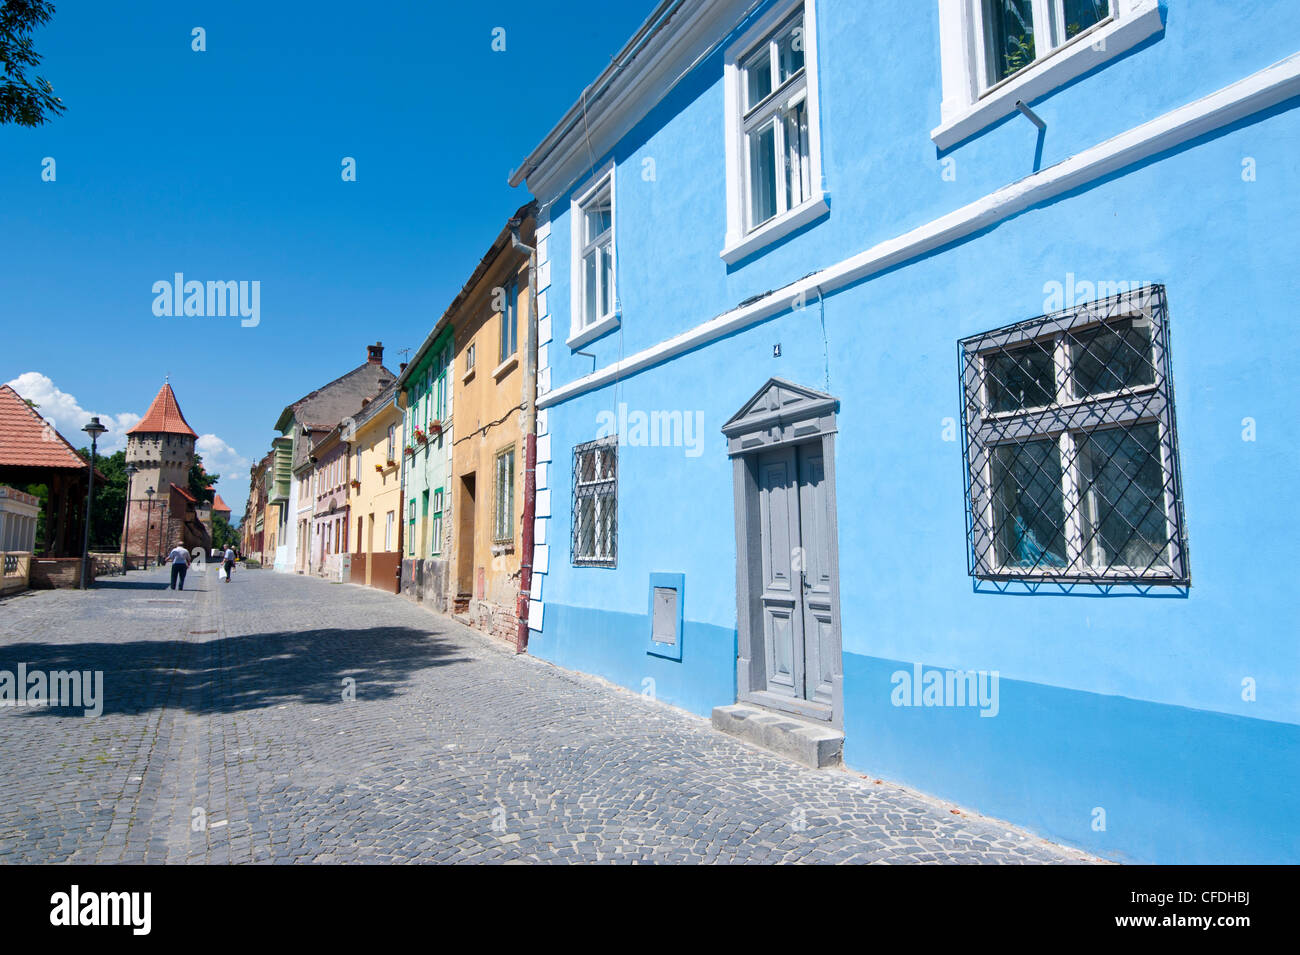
xmin=721 ymin=378 xmax=839 ymax=456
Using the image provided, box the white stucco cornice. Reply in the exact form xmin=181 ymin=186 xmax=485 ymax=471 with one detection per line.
xmin=537 ymin=50 xmax=1300 ymax=410
xmin=510 ymin=0 xmax=758 ymax=201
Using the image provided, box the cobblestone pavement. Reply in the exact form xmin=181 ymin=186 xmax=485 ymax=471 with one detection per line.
xmin=0 ymin=565 xmax=1097 ymax=864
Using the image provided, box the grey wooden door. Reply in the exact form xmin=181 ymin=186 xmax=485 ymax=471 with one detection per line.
xmin=757 ymin=443 xmax=835 ymax=708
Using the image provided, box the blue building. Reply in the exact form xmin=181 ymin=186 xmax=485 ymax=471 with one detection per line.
xmin=509 ymin=0 xmax=1300 ymax=864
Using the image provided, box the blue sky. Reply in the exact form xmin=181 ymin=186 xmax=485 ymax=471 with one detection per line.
xmin=1 ymin=0 xmax=652 ymax=519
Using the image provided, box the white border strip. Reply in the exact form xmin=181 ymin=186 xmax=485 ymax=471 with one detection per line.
xmin=539 ymin=51 xmax=1300 ymax=410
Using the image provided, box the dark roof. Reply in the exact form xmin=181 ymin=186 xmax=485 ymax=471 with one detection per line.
xmin=274 ymin=361 xmax=396 ymax=434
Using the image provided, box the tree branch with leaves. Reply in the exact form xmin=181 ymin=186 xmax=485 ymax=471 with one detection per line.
xmin=1 ymin=0 xmax=64 ymax=127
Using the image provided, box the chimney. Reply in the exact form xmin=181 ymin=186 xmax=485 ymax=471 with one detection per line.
xmin=399 ymin=362 xmax=408 ymax=374
xmin=367 ymin=341 xmax=384 ymax=364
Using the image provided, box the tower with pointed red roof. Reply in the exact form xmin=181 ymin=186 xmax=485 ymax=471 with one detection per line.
xmin=121 ymin=383 xmax=207 ymax=562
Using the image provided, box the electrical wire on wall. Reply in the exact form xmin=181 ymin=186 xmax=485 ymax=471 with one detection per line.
xmin=815 ymin=284 xmax=830 ymax=393
xmin=452 ymin=402 xmax=525 ymax=448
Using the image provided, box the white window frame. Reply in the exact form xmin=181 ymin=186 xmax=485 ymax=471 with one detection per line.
xmin=568 ymin=162 xmax=618 ymax=350
xmin=571 ymin=437 xmax=617 ymax=567
xmin=932 ymin=0 xmax=1163 ymax=150
xmin=722 ymin=0 xmax=827 ymax=265
xmin=960 ymin=285 xmax=1188 ymax=584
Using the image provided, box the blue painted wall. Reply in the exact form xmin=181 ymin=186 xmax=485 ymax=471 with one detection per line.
xmin=527 ymin=0 xmax=1300 ymax=863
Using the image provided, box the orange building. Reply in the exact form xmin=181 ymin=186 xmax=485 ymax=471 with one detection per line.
xmin=449 ymin=203 xmax=537 ymax=643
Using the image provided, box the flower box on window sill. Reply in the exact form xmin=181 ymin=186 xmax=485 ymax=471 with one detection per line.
xmin=401 ymin=447 xmax=413 ymax=458
xmin=413 ymin=427 xmax=428 ymax=444
xmin=349 ymin=480 xmax=361 ymax=490
xmin=429 ymin=421 xmax=443 ymax=436
xmin=374 ymin=463 xmax=384 ymax=473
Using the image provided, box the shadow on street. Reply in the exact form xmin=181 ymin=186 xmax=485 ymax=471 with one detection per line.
xmin=0 ymin=625 xmax=471 ymax=717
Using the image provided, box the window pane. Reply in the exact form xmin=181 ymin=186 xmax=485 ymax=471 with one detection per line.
xmin=783 ymin=100 xmax=810 ymax=209
xmin=500 ymin=310 xmax=513 ymax=363
xmin=748 ymin=121 xmax=778 ymax=228
xmin=599 ymin=242 xmax=613 ymax=319
xmin=991 ymin=440 xmax=1067 ymax=568
xmin=1070 ymin=319 xmax=1155 ymax=397
xmin=742 ymin=45 xmax=772 ymax=109
xmin=985 ymin=340 xmax=1055 ymax=412
xmin=983 ymin=0 xmax=1037 ymax=85
xmin=1079 ymin=423 xmax=1168 ymax=569
xmin=775 ymin=16 xmax=805 ymax=84
xmin=584 ymin=192 xmax=611 ymax=244
xmin=577 ymin=497 xmax=596 ymax=557
xmin=1060 ymin=0 xmax=1109 ymax=41
xmin=583 ymin=250 xmax=599 ymax=326
xmin=598 ymin=490 xmax=615 ymax=558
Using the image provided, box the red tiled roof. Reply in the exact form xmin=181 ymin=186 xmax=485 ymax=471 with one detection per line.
xmin=170 ymin=482 xmax=196 ymax=503
xmin=0 ymin=384 xmax=92 ymax=471
xmin=212 ymin=494 xmax=231 ymax=513
xmin=127 ymin=384 xmax=198 ymax=438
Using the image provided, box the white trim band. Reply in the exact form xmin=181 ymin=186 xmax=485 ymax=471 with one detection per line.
xmin=538 ymin=51 xmax=1300 ymax=410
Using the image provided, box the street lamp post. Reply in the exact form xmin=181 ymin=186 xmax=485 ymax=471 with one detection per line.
xmin=145 ymin=486 xmax=155 ymax=568
xmin=122 ymin=463 xmax=138 ymax=575
xmin=79 ymin=416 xmax=108 ymax=589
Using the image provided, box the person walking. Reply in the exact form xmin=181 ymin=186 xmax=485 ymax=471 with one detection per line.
xmin=167 ymin=542 xmax=191 ymax=590
xmin=222 ymin=545 xmax=236 ymax=583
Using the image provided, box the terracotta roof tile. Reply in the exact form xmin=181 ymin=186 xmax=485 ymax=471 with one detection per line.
xmin=0 ymin=384 xmax=92 ymax=471
xmin=127 ymin=384 xmax=198 ymax=438
xmin=170 ymin=482 xmax=196 ymax=503
xmin=212 ymin=494 xmax=230 ymax=513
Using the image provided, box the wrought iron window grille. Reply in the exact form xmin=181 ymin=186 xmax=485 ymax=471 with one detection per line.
xmin=959 ymin=284 xmax=1189 ymax=587
xmin=572 ymin=436 xmax=618 ymax=567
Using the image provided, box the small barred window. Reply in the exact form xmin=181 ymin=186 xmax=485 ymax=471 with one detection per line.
xmin=572 ymin=437 xmax=617 ymax=567
xmin=959 ymin=284 xmax=1189 ymax=584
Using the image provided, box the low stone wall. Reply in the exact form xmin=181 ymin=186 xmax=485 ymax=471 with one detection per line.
xmin=322 ymin=553 xmax=350 ymax=583
xmin=400 ymin=557 xmax=449 ymax=613
xmin=1 ymin=552 xmax=32 ymax=595
xmin=29 ymin=557 xmax=86 ymax=589
xmin=90 ymin=552 xmax=123 ymax=576
xmin=464 ymin=597 xmax=521 ymax=646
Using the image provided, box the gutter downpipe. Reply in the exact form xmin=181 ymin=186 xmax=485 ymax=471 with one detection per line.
xmin=511 ymin=216 xmax=538 ymax=654
xmin=395 ymin=388 xmax=406 ymax=596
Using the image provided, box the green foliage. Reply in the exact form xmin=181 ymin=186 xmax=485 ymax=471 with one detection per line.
xmin=74 ymin=447 xmax=127 ymax=550
xmin=211 ymin=514 xmax=240 ymax=551
xmin=0 ymin=1 xmax=65 ymax=127
xmin=20 ymin=480 xmax=49 ymax=553
xmin=188 ymin=454 xmax=218 ymax=505
xmin=1002 ymin=33 xmax=1036 ymax=76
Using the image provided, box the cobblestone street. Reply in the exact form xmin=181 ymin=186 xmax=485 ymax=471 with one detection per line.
xmin=0 ymin=566 xmax=1095 ymax=864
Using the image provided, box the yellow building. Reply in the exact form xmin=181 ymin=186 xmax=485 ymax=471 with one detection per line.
xmin=450 ymin=203 xmax=536 ymax=643
xmin=345 ymin=383 xmax=403 ymax=591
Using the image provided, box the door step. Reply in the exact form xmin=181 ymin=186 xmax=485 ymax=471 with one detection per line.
xmin=711 ymin=703 xmax=843 ymax=769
